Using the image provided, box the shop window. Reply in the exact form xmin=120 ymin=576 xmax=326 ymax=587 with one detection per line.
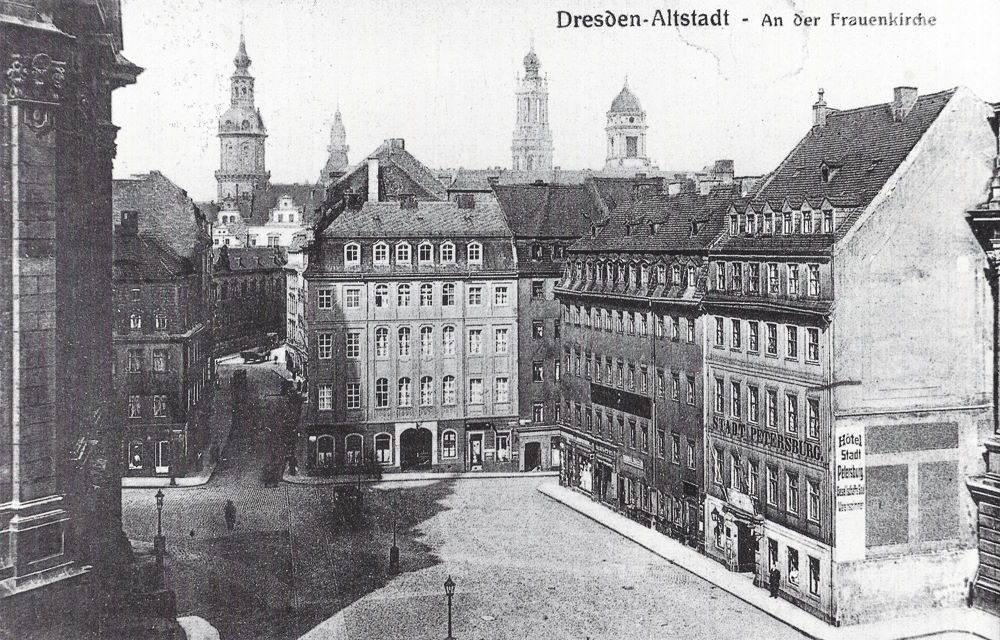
xmin=787 ymin=548 xmax=800 ymax=587
xmin=808 ymin=556 xmax=820 ymax=596
xmin=375 ymin=433 xmax=392 ymax=464
xmin=317 ymin=435 xmax=335 ymax=467
xmin=345 ymin=434 xmax=363 ymax=465
xmin=496 ymin=432 xmax=511 ymax=461
xmin=442 ymin=430 xmax=457 ymax=458
xmin=128 ymin=441 xmax=144 ymax=470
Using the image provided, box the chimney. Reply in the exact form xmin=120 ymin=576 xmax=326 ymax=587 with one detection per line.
xmin=387 ymin=138 xmax=405 ymax=150
xmin=120 ymin=210 xmax=139 ymax=234
xmin=812 ymin=88 xmax=828 ymax=128
xmin=400 ymin=194 xmax=417 ymax=210
xmin=456 ymin=193 xmax=475 ymax=210
xmin=367 ymin=158 xmax=380 ymax=202
xmin=892 ymin=86 xmax=918 ymax=121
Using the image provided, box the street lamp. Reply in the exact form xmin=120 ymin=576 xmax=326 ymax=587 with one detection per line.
xmin=444 ymin=575 xmax=456 ymax=640
xmin=154 ymin=489 xmax=166 ymax=577
xmin=389 ymin=508 xmax=400 ymax=574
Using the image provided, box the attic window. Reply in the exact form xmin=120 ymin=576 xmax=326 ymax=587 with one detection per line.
xmin=591 ymin=226 xmax=598 ymax=238
xmin=690 ymin=220 xmax=701 ymax=236
xmin=625 ymin=225 xmax=632 ymax=237
xmin=650 ymin=223 xmax=660 ymax=234
xmin=820 ymin=162 xmax=839 ymax=183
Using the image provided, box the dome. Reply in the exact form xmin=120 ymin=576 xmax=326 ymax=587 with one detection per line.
xmin=610 ymin=81 xmax=643 ymax=113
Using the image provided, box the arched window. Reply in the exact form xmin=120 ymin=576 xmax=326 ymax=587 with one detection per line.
xmin=420 ymin=376 xmax=434 ymax=406
xmin=374 ymin=433 xmax=392 ymax=464
xmin=420 ymin=326 xmax=433 ymax=357
xmin=467 ymin=241 xmax=482 ymax=265
xmin=129 ymin=313 xmax=142 ymax=330
xmin=442 ymin=375 xmax=456 ymax=405
xmin=440 ymin=242 xmax=455 ymax=263
xmin=375 ymin=327 xmax=389 ymax=358
xmin=398 ymin=377 xmax=412 ymax=407
xmin=442 ymin=430 xmax=457 ymax=458
xmin=344 ymin=242 xmax=360 ymax=266
xmin=374 ymin=284 xmax=388 ymax=307
xmin=442 ymin=326 xmax=456 ymax=356
xmin=397 ymin=283 xmax=411 ymax=306
xmin=418 ymin=242 xmax=433 ymax=265
xmin=345 ymin=434 xmax=363 ymax=465
xmin=398 ymin=327 xmax=411 ymax=357
xmin=317 ymin=435 xmax=335 ymax=467
xmin=396 ymin=242 xmax=411 ymax=265
xmin=374 ymin=242 xmax=389 ymax=265
xmin=419 ymin=283 xmax=433 ymax=306
xmin=375 ymin=378 xmax=389 ymax=408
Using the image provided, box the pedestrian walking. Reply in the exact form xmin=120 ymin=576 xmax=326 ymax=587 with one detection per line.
xmin=768 ymin=563 xmax=781 ymax=598
xmin=223 ymin=499 xmax=237 ymax=532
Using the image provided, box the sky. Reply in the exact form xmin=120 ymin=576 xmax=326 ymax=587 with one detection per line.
xmin=113 ymin=0 xmax=1000 ymax=202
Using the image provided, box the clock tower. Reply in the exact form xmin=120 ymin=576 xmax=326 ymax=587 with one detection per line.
xmin=215 ymin=33 xmax=270 ymax=205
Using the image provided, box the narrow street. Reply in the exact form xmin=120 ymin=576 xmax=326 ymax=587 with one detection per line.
xmin=123 ymin=358 xmax=806 ymax=640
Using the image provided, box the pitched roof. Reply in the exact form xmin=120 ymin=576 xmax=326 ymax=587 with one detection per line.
xmin=447 ymin=168 xmax=503 ymax=192
xmin=213 ymin=246 xmax=287 ymax=272
xmin=492 ymin=183 xmax=600 ymax=239
xmin=321 ymin=200 xmax=511 ymax=239
xmin=244 ymin=181 xmax=325 ymax=225
xmin=113 ymin=171 xmax=209 ymax=260
xmin=113 ymin=230 xmax=192 ymax=281
xmin=334 ymin=139 xmax=447 ymax=201
xmin=751 ymin=89 xmax=956 ymax=208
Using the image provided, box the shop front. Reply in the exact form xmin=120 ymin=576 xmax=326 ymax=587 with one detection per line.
xmin=561 ymin=436 xmax=594 ymax=493
xmin=593 ymin=443 xmax=616 ymax=506
xmin=706 ymin=489 xmax=763 ymax=575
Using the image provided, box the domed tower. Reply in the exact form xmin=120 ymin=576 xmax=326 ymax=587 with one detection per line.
xmin=511 ymin=43 xmax=553 ymax=172
xmin=319 ymin=108 xmax=350 ymax=185
xmin=215 ymin=33 xmax=270 ymax=205
xmin=604 ymin=78 xmax=652 ymax=172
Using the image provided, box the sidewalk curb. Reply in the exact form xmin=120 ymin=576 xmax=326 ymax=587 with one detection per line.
xmin=537 ymin=483 xmax=999 ymax=640
xmin=283 ymin=470 xmax=559 ymax=485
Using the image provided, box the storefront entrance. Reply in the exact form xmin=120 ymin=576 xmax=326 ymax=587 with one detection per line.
xmin=735 ymin=521 xmax=758 ymax=572
xmin=400 ymin=427 xmax=432 ymax=471
xmin=469 ymin=433 xmax=484 ymax=470
xmin=523 ymin=442 xmax=541 ymax=471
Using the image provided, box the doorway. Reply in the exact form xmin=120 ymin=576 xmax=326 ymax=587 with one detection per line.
xmin=400 ymin=428 xmax=432 ymax=471
xmin=469 ymin=433 xmax=483 ymax=470
xmin=736 ymin=522 xmax=758 ymax=572
xmin=524 ymin=442 xmax=541 ymax=471
xmin=155 ymin=441 xmax=170 ymax=474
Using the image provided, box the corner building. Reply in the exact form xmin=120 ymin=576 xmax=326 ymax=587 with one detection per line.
xmin=300 ymin=196 xmax=519 ymax=473
xmin=702 ymin=87 xmax=995 ymax=623
xmin=556 ymin=180 xmax=733 ymax=542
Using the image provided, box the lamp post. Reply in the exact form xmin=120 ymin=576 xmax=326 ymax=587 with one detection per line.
xmin=154 ymin=489 xmax=166 ymax=579
xmin=444 ymin=575 xmax=456 ymax=640
xmin=389 ymin=507 xmax=400 ymax=574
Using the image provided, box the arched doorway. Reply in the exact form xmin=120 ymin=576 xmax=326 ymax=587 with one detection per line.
xmin=400 ymin=428 xmax=432 ymax=471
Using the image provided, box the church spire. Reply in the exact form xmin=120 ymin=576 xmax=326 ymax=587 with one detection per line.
xmin=511 ymin=43 xmax=553 ymax=171
xmin=234 ymin=31 xmax=251 ymax=75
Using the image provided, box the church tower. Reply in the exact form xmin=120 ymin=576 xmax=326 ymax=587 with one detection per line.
xmin=511 ymin=43 xmax=553 ymax=172
xmin=604 ymin=78 xmax=653 ymax=173
xmin=215 ymin=34 xmax=270 ymax=204
xmin=319 ymin=108 xmax=350 ymax=185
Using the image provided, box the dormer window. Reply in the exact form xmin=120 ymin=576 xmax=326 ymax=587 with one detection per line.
xmin=782 ymin=212 xmax=792 ymax=234
xmin=440 ymin=241 xmax=455 ymax=263
xmin=531 ymin=244 xmax=543 ymax=260
xmin=802 ymin=211 xmax=813 ymax=234
xmin=690 ymin=220 xmax=701 ymax=236
xmin=686 ymin=265 xmax=696 ymax=287
xmin=763 ymin=213 xmax=773 ymax=234
xmin=374 ymin=242 xmax=389 ymax=265
xmin=288 ymin=214 xmax=295 ymax=223
xmin=418 ymin=242 xmax=433 ymax=265
xmin=656 ymin=264 xmax=666 ymax=284
xmin=467 ymin=241 xmax=482 ymax=265
xmin=625 ymin=225 xmax=632 ymax=237
xmin=641 ymin=265 xmax=649 ymax=286
xmin=746 ymin=213 xmax=756 ymax=234
xmin=671 ymin=265 xmax=681 ymax=285
xmin=277 ymin=213 xmax=284 ymax=223
xmin=823 ymin=209 xmax=834 ymax=233
xmin=820 ymin=164 xmax=830 ymax=183
xmin=396 ymin=242 xmax=411 ymax=265
xmin=650 ymin=223 xmax=660 ymax=234
xmin=729 ymin=214 xmax=738 ymax=235
xmin=591 ymin=226 xmax=598 ymax=238
xmin=344 ymin=242 xmax=360 ymax=266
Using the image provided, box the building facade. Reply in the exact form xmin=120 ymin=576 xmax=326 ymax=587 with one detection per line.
xmin=113 ymin=212 xmax=212 ymax=478
xmin=212 ymin=246 xmax=287 ymax=355
xmin=702 ymin=87 xmax=995 ymax=623
xmin=299 ymin=196 xmax=519 ymax=474
xmin=511 ymin=44 xmax=554 ymax=172
xmin=0 ymin=1 xmax=150 ymax=636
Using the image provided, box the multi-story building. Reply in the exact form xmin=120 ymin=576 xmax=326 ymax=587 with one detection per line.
xmin=0 ymin=1 xmax=149 ymax=636
xmin=299 ymin=194 xmax=518 ymax=473
xmin=702 ymin=87 xmax=995 ymax=623
xmin=555 ymin=181 xmax=733 ymax=542
xmin=113 ymin=212 xmax=212 ymax=478
xmin=212 ymin=246 xmax=287 ymax=355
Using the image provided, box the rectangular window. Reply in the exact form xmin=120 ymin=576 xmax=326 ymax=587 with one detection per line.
xmin=532 ymin=320 xmax=544 ymax=339
xmin=715 ymin=316 xmax=725 ymax=347
xmin=317 ymin=288 xmax=333 ymax=309
xmin=732 ymin=262 xmax=743 ymax=292
xmin=686 ymin=376 xmax=695 ymax=405
xmin=494 ymin=285 xmax=509 ymax=306
xmin=640 ymin=422 xmax=649 ymax=452
xmin=748 ymin=263 xmax=760 ymax=293
xmin=766 ymin=465 xmax=778 ymax=506
xmin=823 ymin=210 xmax=833 ymax=233
xmin=344 ymin=287 xmax=360 ymax=308
xmin=532 ymin=402 xmax=544 ymax=422
xmin=627 ymin=365 xmax=635 ymax=390
xmin=787 ymin=472 xmax=799 ymax=514
xmin=532 ymin=280 xmax=544 ymax=298
xmin=786 ymin=325 xmax=798 ymax=359
xmin=494 ymin=328 xmax=509 ymax=354
xmin=468 ymin=286 xmax=483 ymax=306
xmin=748 ymin=385 xmax=759 ymax=423
xmin=671 ymin=372 xmax=680 ymax=400
xmin=807 ymin=398 xmax=820 ymax=439
xmin=748 ymin=460 xmax=759 ymax=497
xmin=808 ymin=556 xmax=820 ymax=596
xmin=152 ymin=395 xmax=167 ymax=417
xmin=318 ymin=384 xmax=333 ymax=410
xmin=748 ymin=321 xmax=759 ymax=352
xmin=468 ymin=329 xmax=482 ymax=355
xmin=127 ymin=349 xmax=143 ymax=373
xmin=766 ymin=389 xmax=778 ymax=428
xmin=468 ymin=378 xmax=483 ymax=404
xmin=639 ymin=367 xmax=647 ymax=392
xmin=128 ymin=395 xmax=141 ymax=419
xmin=554 ymin=360 xmax=561 ymax=381
xmin=713 ymin=448 xmax=723 ymax=485
xmin=346 ymin=383 xmax=361 ymax=409
xmin=807 ymin=479 xmax=820 ymax=522
xmin=554 ymin=319 xmax=561 ymax=338
xmin=767 ymin=263 xmax=779 ymax=294
xmin=318 ymin=333 xmax=333 ymax=359
xmin=671 ymin=433 xmax=681 ymax=464
xmin=807 ymin=328 xmax=819 ymax=362
xmin=807 ymin=264 xmax=820 ymax=296
xmin=153 ymin=349 xmax=167 ymax=372
xmin=495 ymin=377 xmax=510 ymax=403
xmin=786 ymin=394 xmax=799 ymax=433
xmin=766 ymin=323 xmax=778 ymax=355
xmin=731 ymin=319 xmax=741 ymax=349
xmin=687 ymin=318 xmax=695 ymax=343
xmin=686 ymin=439 xmax=696 ymax=469
xmin=788 ymin=264 xmax=799 ymax=296
xmin=442 ymin=284 xmax=456 ymax=306
xmin=730 ymin=381 xmax=741 ymax=418
xmin=716 ymin=261 xmax=726 ymax=290
xmin=532 ymin=361 xmax=544 ymax=382
xmin=346 ymin=331 xmax=360 ymax=359
xmin=714 ymin=378 xmax=725 ymax=414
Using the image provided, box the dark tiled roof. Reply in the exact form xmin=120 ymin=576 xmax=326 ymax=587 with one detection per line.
xmin=247 ymin=182 xmax=326 ymax=225
xmin=113 ymin=171 xmax=210 ymax=261
xmin=447 ymin=168 xmax=503 ymax=192
xmin=751 ymin=89 xmax=955 ymax=208
xmin=335 ymin=140 xmax=447 ymax=201
xmin=321 ymin=200 xmax=511 ymax=239
xmin=214 ymin=246 xmax=287 ymax=272
xmin=587 ymin=177 xmax=665 ymax=222
xmin=609 ymin=83 xmax=643 ymax=113
xmin=492 ymin=183 xmax=601 ymax=239
xmin=113 ymin=231 xmax=192 ymax=281
xmin=572 ymin=185 xmax=738 ymax=253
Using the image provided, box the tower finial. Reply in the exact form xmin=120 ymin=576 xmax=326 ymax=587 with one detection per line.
xmin=234 ymin=29 xmax=251 ymax=72
xmin=624 ymin=74 xmax=629 ymax=89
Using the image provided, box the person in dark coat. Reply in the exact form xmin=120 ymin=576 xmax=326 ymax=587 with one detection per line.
xmin=223 ymin=499 xmax=237 ymax=532
xmin=768 ymin=563 xmax=781 ymax=598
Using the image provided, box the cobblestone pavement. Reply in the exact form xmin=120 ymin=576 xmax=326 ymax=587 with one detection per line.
xmin=123 ymin=357 xmax=806 ymax=640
